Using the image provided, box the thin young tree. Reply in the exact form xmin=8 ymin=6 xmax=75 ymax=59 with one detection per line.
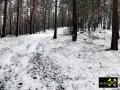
xmin=72 ymin=0 xmax=77 ymax=41
xmin=111 ymin=0 xmax=119 ymax=50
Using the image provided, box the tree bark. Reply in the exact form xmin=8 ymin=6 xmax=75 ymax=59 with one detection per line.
xmin=16 ymin=0 xmax=20 ymax=36
xmin=111 ymin=0 xmax=119 ymax=50
xmin=1 ymin=0 xmax=8 ymax=38
xmin=53 ymin=0 xmax=57 ymax=39
xmin=72 ymin=0 xmax=77 ymax=41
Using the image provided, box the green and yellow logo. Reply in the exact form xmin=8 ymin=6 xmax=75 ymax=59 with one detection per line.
xmin=99 ymin=77 xmax=118 ymax=88
xmin=106 ymin=78 xmax=117 ymax=87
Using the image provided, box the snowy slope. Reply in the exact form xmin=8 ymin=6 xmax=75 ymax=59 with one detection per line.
xmin=0 ymin=27 xmax=120 ymax=90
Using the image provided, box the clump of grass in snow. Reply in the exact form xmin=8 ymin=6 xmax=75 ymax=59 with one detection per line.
xmin=27 ymin=52 xmax=65 ymax=89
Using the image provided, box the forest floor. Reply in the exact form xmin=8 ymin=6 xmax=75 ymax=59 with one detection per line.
xmin=0 ymin=27 xmax=120 ymax=90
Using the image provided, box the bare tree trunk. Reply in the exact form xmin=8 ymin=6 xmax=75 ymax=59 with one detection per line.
xmin=30 ymin=0 xmax=33 ymax=34
xmin=1 ymin=0 xmax=8 ymax=38
xmin=53 ymin=0 xmax=57 ymax=39
xmin=48 ymin=10 xmax=51 ymax=29
xmin=43 ymin=9 xmax=47 ymax=32
xmin=111 ymin=0 xmax=119 ymax=50
xmin=61 ymin=6 xmax=64 ymax=27
xmin=19 ymin=0 xmax=24 ymax=35
xmin=0 ymin=9 xmax=1 ymax=36
xmin=30 ymin=0 xmax=36 ymax=34
xmin=16 ymin=0 xmax=20 ymax=36
xmin=9 ymin=0 xmax=13 ymax=35
xmin=72 ymin=0 xmax=77 ymax=41
xmin=107 ymin=5 xmax=112 ymax=30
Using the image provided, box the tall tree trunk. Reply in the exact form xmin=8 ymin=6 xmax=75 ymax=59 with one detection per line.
xmin=0 ymin=15 xmax=1 ymax=36
xmin=61 ymin=6 xmax=64 ymax=27
xmin=43 ymin=9 xmax=47 ymax=32
xmin=26 ymin=0 xmax=29 ymax=34
xmin=32 ymin=0 xmax=36 ymax=34
xmin=1 ymin=0 xmax=8 ymax=38
xmin=0 ymin=2 xmax=2 ymax=36
xmin=53 ymin=0 xmax=57 ymax=39
xmin=72 ymin=0 xmax=77 ymax=41
xmin=107 ymin=4 xmax=112 ymax=30
xmin=111 ymin=0 xmax=119 ymax=50
xmin=48 ymin=10 xmax=51 ymax=29
xmin=30 ymin=0 xmax=35 ymax=34
xmin=9 ymin=0 xmax=13 ymax=35
xmin=30 ymin=0 xmax=33 ymax=34
xmin=103 ymin=0 xmax=106 ymax=30
xmin=16 ymin=0 xmax=20 ymax=36
xmin=19 ymin=0 xmax=23 ymax=35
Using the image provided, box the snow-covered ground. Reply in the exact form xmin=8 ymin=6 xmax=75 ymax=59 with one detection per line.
xmin=0 ymin=27 xmax=120 ymax=90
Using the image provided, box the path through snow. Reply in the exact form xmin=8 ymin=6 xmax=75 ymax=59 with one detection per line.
xmin=0 ymin=28 xmax=120 ymax=90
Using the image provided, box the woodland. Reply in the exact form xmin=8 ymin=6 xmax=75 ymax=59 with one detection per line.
xmin=0 ymin=0 xmax=120 ymax=90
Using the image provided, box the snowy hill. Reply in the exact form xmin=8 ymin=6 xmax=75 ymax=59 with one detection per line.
xmin=0 ymin=27 xmax=120 ymax=90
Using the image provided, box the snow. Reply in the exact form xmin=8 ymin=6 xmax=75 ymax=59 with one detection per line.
xmin=0 ymin=27 xmax=120 ymax=90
